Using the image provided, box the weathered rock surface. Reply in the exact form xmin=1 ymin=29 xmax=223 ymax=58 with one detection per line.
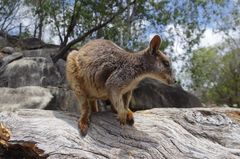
xmin=0 ymin=52 xmax=4 ymax=59
xmin=0 ymin=86 xmax=78 ymax=113
xmin=1 ymin=108 xmax=240 ymax=159
xmin=55 ymin=59 xmax=67 ymax=85
xmin=19 ymin=38 xmax=45 ymax=50
xmin=0 ymin=57 xmax=61 ymax=87
xmin=0 ymin=52 xmax=23 ymax=81
xmin=1 ymin=47 xmax=15 ymax=54
xmin=46 ymin=86 xmax=79 ymax=112
xmin=0 ymin=86 xmax=53 ymax=111
xmin=0 ymin=52 xmax=23 ymax=68
xmin=0 ymin=36 xmax=8 ymax=49
xmin=132 ymin=79 xmax=202 ymax=110
xmin=21 ymin=48 xmax=59 ymax=58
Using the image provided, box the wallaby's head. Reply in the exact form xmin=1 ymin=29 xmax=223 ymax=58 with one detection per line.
xmin=144 ymin=35 xmax=176 ymax=85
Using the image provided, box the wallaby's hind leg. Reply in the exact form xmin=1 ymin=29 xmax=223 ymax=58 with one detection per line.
xmin=89 ymin=99 xmax=98 ymax=113
xmin=123 ymin=91 xmax=134 ymax=126
xmin=80 ymin=98 xmax=90 ymax=136
xmin=74 ymin=92 xmax=91 ymax=136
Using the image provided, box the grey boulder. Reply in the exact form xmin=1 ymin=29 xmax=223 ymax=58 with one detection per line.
xmin=1 ymin=47 xmax=15 ymax=54
xmin=19 ymin=38 xmax=45 ymax=50
xmin=46 ymin=86 xmax=79 ymax=112
xmin=0 ymin=86 xmax=53 ymax=111
xmin=131 ymin=79 xmax=202 ymax=110
xmin=0 ymin=36 xmax=8 ymax=48
xmin=0 ymin=56 xmax=61 ymax=87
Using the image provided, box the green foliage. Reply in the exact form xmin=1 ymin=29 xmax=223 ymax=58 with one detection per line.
xmin=0 ymin=0 xmax=21 ymax=31
xmin=2 ymin=0 xmax=237 ymax=51
xmin=190 ymin=47 xmax=219 ymax=88
xmin=190 ymin=47 xmax=240 ymax=107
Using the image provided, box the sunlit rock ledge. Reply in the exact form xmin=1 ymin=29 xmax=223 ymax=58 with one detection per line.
xmin=1 ymin=107 xmax=240 ymax=159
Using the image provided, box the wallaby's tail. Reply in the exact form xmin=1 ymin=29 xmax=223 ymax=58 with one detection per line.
xmin=66 ymin=50 xmax=78 ymax=90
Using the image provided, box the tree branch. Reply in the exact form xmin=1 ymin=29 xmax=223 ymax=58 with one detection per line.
xmin=52 ymin=11 xmax=63 ymax=44
xmin=52 ymin=0 xmax=136 ymax=63
xmin=60 ymin=0 xmax=80 ymax=48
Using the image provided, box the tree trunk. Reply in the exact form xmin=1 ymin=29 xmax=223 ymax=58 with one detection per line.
xmin=38 ymin=16 xmax=43 ymax=40
xmin=33 ymin=24 xmax=37 ymax=38
xmin=1 ymin=108 xmax=240 ymax=158
xmin=37 ymin=0 xmax=43 ymax=40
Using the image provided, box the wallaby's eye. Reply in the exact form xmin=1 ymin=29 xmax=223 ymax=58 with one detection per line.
xmin=163 ymin=61 xmax=170 ymax=67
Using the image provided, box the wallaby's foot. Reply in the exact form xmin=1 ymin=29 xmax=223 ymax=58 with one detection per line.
xmin=126 ymin=110 xmax=134 ymax=126
xmin=78 ymin=118 xmax=89 ymax=136
xmin=118 ymin=111 xmax=127 ymax=125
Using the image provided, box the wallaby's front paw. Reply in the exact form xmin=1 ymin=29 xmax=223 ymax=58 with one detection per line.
xmin=126 ymin=110 xmax=134 ymax=126
xmin=78 ymin=119 xmax=89 ymax=136
xmin=118 ymin=111 xmax=127 ymax=125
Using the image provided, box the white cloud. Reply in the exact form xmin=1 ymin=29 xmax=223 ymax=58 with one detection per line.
xmin=199 ymin=29 xmax=225 ymax=47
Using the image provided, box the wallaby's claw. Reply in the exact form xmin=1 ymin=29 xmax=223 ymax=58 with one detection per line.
xmin=127 ymin=110 xmax=134 ymax=126
xmin=120 ymin=121 xmax=125 ymax=126
xmin=78 ymin=119 xmax=89 ymax=136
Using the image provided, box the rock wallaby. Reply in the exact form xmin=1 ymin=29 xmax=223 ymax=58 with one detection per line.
xmin=66 ymin=35 xmax=175 ymax=136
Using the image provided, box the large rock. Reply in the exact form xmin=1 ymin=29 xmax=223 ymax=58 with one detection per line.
xmin=19 ymin=38 xmax=45 ymax=50
xmin=1 ymin=47 xmax=15 ymax=54
xmin=0 ymin=36 xmax=8 ymax=48
xmin=0 ymin=31 xmax=19 ymax=48
xmin=55 ymin=59 xmax=67 ymax=85
xmin=0 ymin=52 xmax=23 ymax=67
xmin=0 ymin=52 xmax=4 ymax=59
xmin=0 ymin=108 xmax=240 ymax=159
xmin=0 ymin=52 xmax=23 ymax=84
xmin=131 ymin=79 xmax=202 ymax=110
xmin=0 ymin=86 xmax=53 ymax=111
xmin=21 ymin=48 xmax=59 ymax=59
xmin=0 ymin=56 xmax=61 ymax=87
xmin=46 ymin=86 xmax=79 ymax=112
xmin=0 ymin=86 xmax=79 ymax=113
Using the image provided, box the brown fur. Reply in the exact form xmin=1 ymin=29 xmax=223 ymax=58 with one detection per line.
xmin=66 ymin=35 xmax=175 ymax=135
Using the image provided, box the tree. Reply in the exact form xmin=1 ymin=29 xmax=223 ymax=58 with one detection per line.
xmin=24 ymin=0 xmax=52 ymax=39
xmin=0 ymin=0 xmax=21 ymax=32
xmin=51 ymin=0 xmax=138 ymax=62
xmin=189 ymin=46 xmax=240 ymax=107
xmin=2 ymin=0 xmax=237 ymax=65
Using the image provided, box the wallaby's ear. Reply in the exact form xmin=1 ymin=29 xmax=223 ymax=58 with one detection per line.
xmin=149 ymin=35 xmax=161 ymax=55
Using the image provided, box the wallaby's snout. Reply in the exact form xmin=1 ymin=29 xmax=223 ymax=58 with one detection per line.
xmin=168 ymin=75 xmax=177 ymax=85
xmin=171 ymin=77 xmax=177 ymax=84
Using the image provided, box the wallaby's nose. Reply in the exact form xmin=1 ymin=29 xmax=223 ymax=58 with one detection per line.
xmin=174 ymin=79 xmax=177 ymax=83
xmin=171 ymin=78 xmax=177 ymax=85
xmin=168 ymin=78 xmax=176 ymax=85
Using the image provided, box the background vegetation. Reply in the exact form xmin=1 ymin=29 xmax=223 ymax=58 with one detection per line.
xmin=0 ymin=0 xmax=239 ymax=107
